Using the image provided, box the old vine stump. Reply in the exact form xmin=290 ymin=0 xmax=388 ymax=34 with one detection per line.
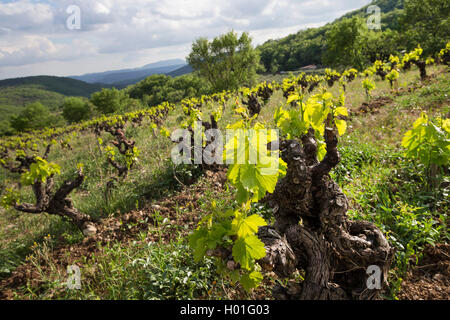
xmin=259 ymin=127 xmax=395 ymax=300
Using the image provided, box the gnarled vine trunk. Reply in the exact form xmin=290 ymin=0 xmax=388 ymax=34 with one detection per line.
xmin=412 ymin=60 xmax=427 ymax=81
xmin=259 ymin=127 xmax=395 ymax=300
xmin=14 ymin=170 xmax=96 ymax=235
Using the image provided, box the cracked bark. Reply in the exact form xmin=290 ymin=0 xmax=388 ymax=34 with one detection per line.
xmin=14 ymin=170 xmax=95 ymax=232
xmin=259 ymin=126 xmax=395 ymax=300
xmin=243 ymin=94 xmax=262 ymax=117
xmin=412 ymin=60 xmax=427 ymax=81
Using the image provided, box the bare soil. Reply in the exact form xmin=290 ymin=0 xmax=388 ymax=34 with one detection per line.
xmin=356 ymin=97 xmax=394 ymax=115
xmin=398 ymin=244 xmax=450 ymax=300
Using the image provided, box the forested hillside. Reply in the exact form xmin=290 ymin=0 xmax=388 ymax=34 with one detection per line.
xmin=0 ymin=77 xmax=109 ymax=136
xmin=70 ymin=59 xmax=187 ymax=85
xmin=0 ymin=76 xmax=107 ymax=97
xmin=257 ymin=0 xmax=448 ymax=73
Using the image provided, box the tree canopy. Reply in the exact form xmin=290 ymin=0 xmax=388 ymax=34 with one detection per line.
xmin=90 ymin=88 xmax=131 ymax=115
xmin=323 ymin=17 xmax=367 ymax=70
xmin=400 ymin=0 xmax=450 ymax=56
xmin=62 ymin=97 xmax=93 ymax=124
xmin=9 ymin=102 xmax=62 ymax=132
xmin=127 ymin=74 xmax=210 ymax=107
xmin=187 ymin=31 xmax=259 ymax=91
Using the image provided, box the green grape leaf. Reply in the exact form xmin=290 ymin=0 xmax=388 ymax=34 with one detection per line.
xmin=240 ymin=271 xmax=264 ymax=292
xmin=286 ymin=94 xmax=299 ymax=105
xmin=189 ymin=228 xmax=209 ymax=262
xmin=335 ymin=119 xmax=347 ymax=136
xmin=232 ymin=212 xmax=267 ymax=238
xmin=335 ymin=107 xmax=348 ymax=117
xmin=232 ymin=234 xmax=266 ymax=270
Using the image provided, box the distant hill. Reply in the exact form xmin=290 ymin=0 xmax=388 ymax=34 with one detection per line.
xmin=138 ymin=59 xmax=187 ymax=70
xmin=167 ymin=64 xmax=193 ymax=77
xmin=0 ymin=76 xmax=108 ymax=98
xmin=71 ymin=59 xmax=187 ymax=85
xmin=0 ymin=85 xmax=66 ymax=111
xmin=109 ymin=65 xmax=189 ymax=88
xmin=0 ymin=84 xmax=70 ymax=136
xmin=0 ymin=76 xmax=110 ymax=135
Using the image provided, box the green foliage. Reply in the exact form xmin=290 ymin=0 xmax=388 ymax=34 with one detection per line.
xmin=362 ymin=29 xmax=403 ymax=63
xmin=402 ymin=112 xmax=450 ymax=166
xmin=189 ymin=87 xmax=351 ymax=293
xmin=187 ymin=31 xmax=260 ymax=91
xmin=232 ymin=232 xmax=266 ymax=270
xmin=0 ymin=85 xmax=65 ymax=111
xmin=342 ymin=68 xmax=359 ymax=82
xmin=331 ymin=143 xmax=378 ymax=184
xmin=404 ymin=46 xmax=423 ymax=63
xmin=426 ymin=57 xmax=435 ymax=65
xmin=127 ymin=74 xmax=210 ymax=107
xmin=348 ymin=155 xmax=448 ymax=281
xmin=0 ymin=37 xmax=449 ymax=300
xmin=399 ymin=0 xmax=450 ymax=56
xmin=275 ymin=90 xmax=348 ymax=140
xmin=386 ymin=69 xmax=400 ymax=88
xmin=362 ymin=78 xmax=376 ymax=99
xmin=132 ymin=242 xmax=217 ymax=299
xmin=9 ymin=102 xmax=63 ymax=133
xmin=0 ymin=187 xmax=20 ymax=209
xmin=62 ymin=97 xmax=93 ymax=124
xmin=189 ymin=202 xmax=267 ymax=292
xmin=0 ymin=120 xmax=14 ymax=136
xmin=323 ymin=17 xmax=367 ymax=70
xmin=438 ymin=42 xmax=450 ymax=62
xmin=189 ymin=118 xmax=289 ymax=292
xmin=258 ymin=0 xmax=405 ymax=72
xmin=225 ymin=123 xmax=287 ymax=204
xmin=90 ymin=88 xmax=131 ymax=115
xmin=26 ymin=240 xmax=219 ymax=300
xmin=125 ymin=147 xmax=140 ymax=170
xmin=20 ymin=157 xmax=61 ymax=186
xmin=0 ymin=76 xmax=107 ymax=97
xmin=257 ymin=0 xmax=447 ymax=72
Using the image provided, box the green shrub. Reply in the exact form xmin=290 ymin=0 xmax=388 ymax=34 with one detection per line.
xmin=62 ymin=97 xmax=93 ymax=123
xmin=9 ymin=102 xmax=63 ymax=132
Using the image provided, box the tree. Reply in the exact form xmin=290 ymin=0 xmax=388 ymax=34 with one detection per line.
xmin=187 ymin=31 xmax=259 ymax=91
xmin=257 ymin=26 xmax=328 ymax=73
xmin=127 ymin=74 xmax=209 ymax=107
xmin=400 ymin=0 xmax=450 ymax=56
xmin=10 ymin=102 xmax=60 ymax=132
xmin=323 ymin=17 xmax=367 ymax=70
xmin=0 ymin=119 xmax=14 ymax=136
xmin=62 ymin=97 xmax=93 ymax=124
xmin=90 ymin=88 xmax=130 ymax=115
xmin=362 ymin=29 xmax=402 ymax=64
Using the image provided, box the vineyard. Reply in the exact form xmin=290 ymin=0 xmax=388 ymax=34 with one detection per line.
xmin=0 ymin=44 xmax=449 ymax=300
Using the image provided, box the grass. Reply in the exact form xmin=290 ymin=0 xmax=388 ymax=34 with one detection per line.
xmin=0 ymin=64 xmax=448 ymax=299
xmin=22 ymin=238 xmax=219 ymax=300
xmin=341 ymin=153 xmax=449 ymax=298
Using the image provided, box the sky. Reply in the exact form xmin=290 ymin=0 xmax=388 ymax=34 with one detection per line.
xmin=0 ymin=0 xmax=372 ymax=80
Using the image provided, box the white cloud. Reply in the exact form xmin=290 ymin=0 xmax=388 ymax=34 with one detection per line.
xmin=0 ymin=35 xmax=97 ymax=67
xmin=0 ymin=0 xmax=53 ymax=32
xmin=0 ymin=0 xmax=372 ymax=79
